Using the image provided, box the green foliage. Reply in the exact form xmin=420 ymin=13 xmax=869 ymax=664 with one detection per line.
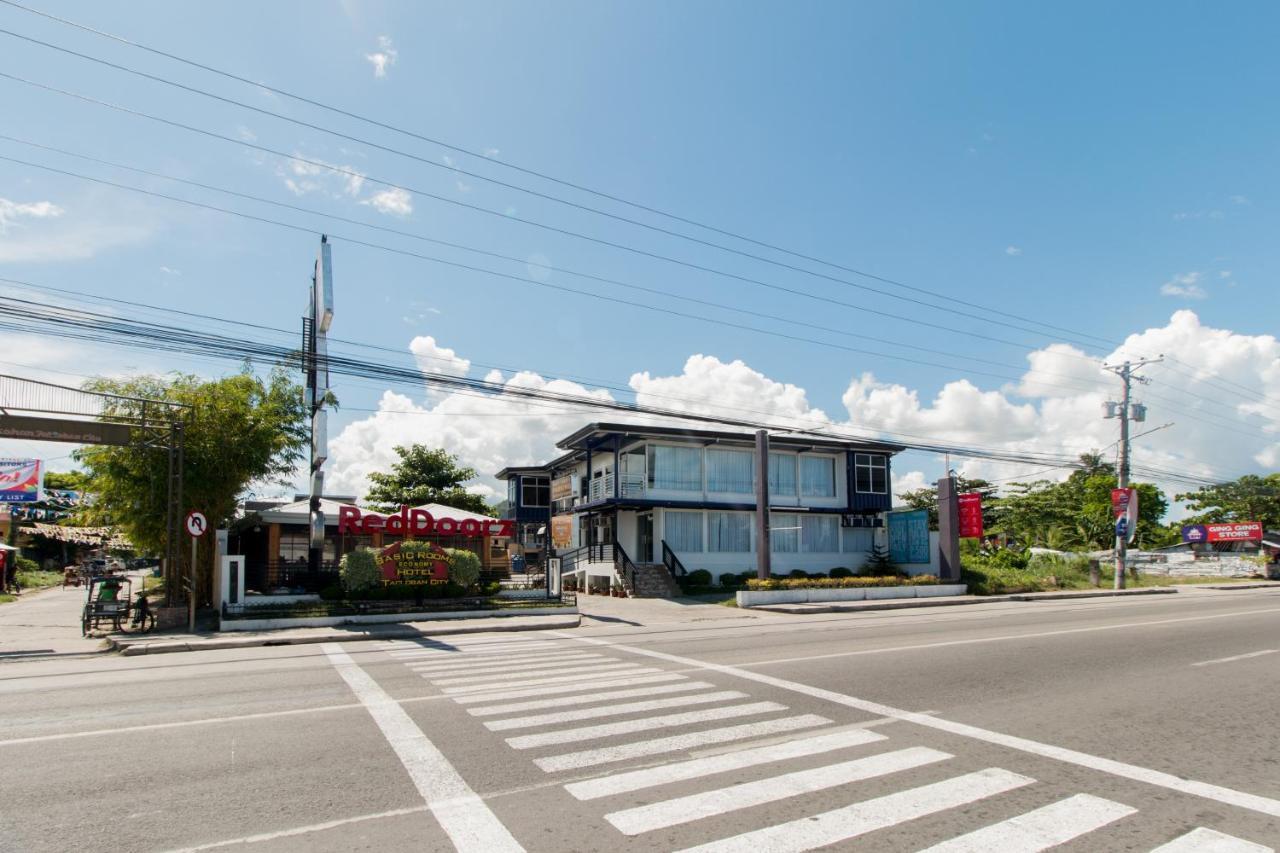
xmin=897 ymin=476 xmax=998 ymax=530
xmin=747 ymin=575 xmax=939 ymax=590
xmin=42 ymin=471 xmax=92 ymax=492
xmin=15 ymin=555 xmax=40 ymax=573
xmin=15 ymin=569 xmax=63 ymax=591
xmin=718 ymin=572 xmax=743 ymax=588
xmin=961 ymin=546 xmax=1101 ymax=594
xmin=339 ymin=547 xmax=382 ymax=592
xmin=686 ymin=568 xmax=713 ymax=587
xmin=1177 ymin=474 xmax=1280 ymax=531
xmin=862 ymin=543 xmax=901 ymax=576
xmin=444 ymin=547 xmax=482 ymax=588
xmin=829 ymin=567 xmax=854 ymax=579
xmin=365 ymin=445 xmax=491 ymax=515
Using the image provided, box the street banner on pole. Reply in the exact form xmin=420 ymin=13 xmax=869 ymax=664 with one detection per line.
xmin=0 ymin=458 xmax=43 ymax=502
xmin=1111 ymin=487 xmax=1138 ymax=544
xmin=957 ymin=492 xmax=984 ymax=538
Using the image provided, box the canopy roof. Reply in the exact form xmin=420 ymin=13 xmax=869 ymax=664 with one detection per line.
xmin=254 ymin=499 xmax=495 ymax=526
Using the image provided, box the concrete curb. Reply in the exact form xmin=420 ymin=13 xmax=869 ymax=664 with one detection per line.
xmin=751 ymin=586 xmax=1182 ymax=614
xmin=1008 ymin=588 xmax=1178 ymax=601
xmin=109 ymin=614 xmax=582 ymax=656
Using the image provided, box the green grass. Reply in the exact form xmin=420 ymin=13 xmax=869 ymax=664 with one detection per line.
xmin=16 ymin=570 xmax=65 ymax=592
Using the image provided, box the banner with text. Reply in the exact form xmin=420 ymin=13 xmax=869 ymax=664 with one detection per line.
xmin=1181 ymin=522 xmax=1263 ymax=543
xmin=0 ymin=458 xmax=43 ymax=503
xmin=1111 ymin=487 xmax=1138 ymax=544
xmin=958 ymin=492 xmax=984 ymax=538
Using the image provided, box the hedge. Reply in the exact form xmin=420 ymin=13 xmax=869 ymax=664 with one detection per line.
xmin=746 ymin=575 xmax=939 ymax=591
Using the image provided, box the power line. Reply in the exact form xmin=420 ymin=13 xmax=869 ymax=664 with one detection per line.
xmin=0 ymin=2 xmax=1119 ymax=349
xmin=0 ymin=67 xmax=1110 ymax=353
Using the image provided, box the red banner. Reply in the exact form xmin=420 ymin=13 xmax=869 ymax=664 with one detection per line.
xmin=1111 ymin=487 xmax=1138 ymax=543
xmin=1182 ymin=522 xmax=1263 ymax=543
xmin=958 ymin=492 xmax=984 ymax=538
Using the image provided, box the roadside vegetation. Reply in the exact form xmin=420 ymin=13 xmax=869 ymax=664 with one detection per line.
xmin=960 ymin=546 xmax=1266 ymax=595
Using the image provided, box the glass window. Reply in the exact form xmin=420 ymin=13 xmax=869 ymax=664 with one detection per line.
xmin=841 ymin=527 xmax=874 ymax=553
xmin=706 ymin=449 xmax=754 ymax=493
xmin=854 ymin=454 xmax=888 ymax=494
xmin=664 ymin=511 xmax=704 ymax=552
xmin=802 ymin=515 xmax=838 ymax=552
xmin=708 ymin=512 xmax=752 ymax=552
xmin=768 ymin=453 xmax=797 ymax=496
xmin=507 ymin=479 xmax=518 ymax=507
xmin=521 ymin=476 xmax=550 ymax=507
xmin=800 ymin=456 xmax=836 ymax=497
xmin=647 ymin=445 xmax=703 ymax=491
xmin=770 ymin=512 xmax=799 ymax=553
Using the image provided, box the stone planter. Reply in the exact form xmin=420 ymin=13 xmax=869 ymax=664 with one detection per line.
xmin=736 ymin=584 xmax=967 ymax=608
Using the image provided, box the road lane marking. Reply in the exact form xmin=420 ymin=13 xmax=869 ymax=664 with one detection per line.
xmin=1191 ymin=649 xmax=1279 ymax=667
xmin=442 ymin=666 xmax=661 ymax=694
xmin=449 ymin=672 xmax=688 ymax=704
xmin=534 ymin=714 xmax=832 ymax=772
xmin=322 ymin=643 xmax=524 ymax=852
xmin=407 ymin=654 xmax=607 ymax=676
xmin=552 ymin=632 xmax=1280 ymax=819
xmin=485 ymin=691 xmax=749 ymax=730
xmin=506 ymin=701 xmax=788 ymax=749
xmin=605 ymin=746 xmax=950 ymax=836
xmin=566 ymin=728 xmax=887 ymax=801
xmin=917 ymin=793 xmax=1137 ymax=852
xmin=160 ymin=805 xmax=431 ymax=852
xmin=1149 ymin=827 xmax=1274 ymax=852
xmin=405 ymin=652 xmax=606 ymax=671
xmin=468 ymin=681 xmax=715 ymax=717
xmin=675 ymin=767 xmax=1035 ymax=853
xmin=429 ymin=661 xmax=637 ymax=686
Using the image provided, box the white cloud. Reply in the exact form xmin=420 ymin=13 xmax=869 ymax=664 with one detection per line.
xmin=483 ymin=148 xmax=500 ymax=158
xmin=410 ymin=336 xmax=470 ymax=380
xmin=1004 ymin=245 xmax=1022 ymax=256
xmin=455 ymin=180 xmax=472 ymax=193
xmin=159 ymin=266 xmax=182 ymax=276
xmin=631 ymin=355 xmax=831 ymax=427
xmin=360 ymin=186 xmax=413 ymax=216
xmin=0 ymin=197 xmax=64 ymax=233
xmin=1160 ymin=271 xmax=1207 ymax=300
xmin=277 ymin=154 xmax=365 ymax=198
xmin=0 ymin=195 xmax=153 ymax=263
xmin=1219 ymin=270 xmax=1232 ymax=279
xmin=365 ymin=36 xmax=398 ymax=78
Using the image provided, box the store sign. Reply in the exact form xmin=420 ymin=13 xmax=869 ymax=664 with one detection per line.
xmin=958 ymin=492 xmax=984 ymax=539
xmin=1111 ymin=488 xmax=1138 ymax=544
xmin=551 ymin=475 xmax=573 ymax=502
xmin=0 ymin=458 xmax=42 ymax=503
xmin=551 ymin=514 xmax=573 ymax=549
xmin=378 ymin=540 xmax=449 ymax=585
xmin=337 ymin=504 xmax=514 ymax=537
xmin=1181 ymin=522 xmax=1263 ymax=543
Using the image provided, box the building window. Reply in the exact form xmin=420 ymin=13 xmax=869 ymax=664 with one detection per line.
xmin=801 ymin=515 xmax=838 ymax=552
xmin=664 ymin=510 xmax=704 ymax=552
xmin=507 ymin=479 xmax=518 ymax=508
xmin=768 ymin=453 xmax=797 ymax=497
xmin=854 ymin=454 xmax=888 ymax=494
xmin=770 ymin=512 xmax=799 ymax=553
xmin=706 ymin=449 xmax=754 ymax=493
xmin=841 ymin=527 xmax=874 ymax=553
xmin=521 ymin=476 xmax=550 ymax=508
xmin=800 ymin=456 xmax=836 ymax=498
xmin=648 ymin=445 xmax=703 ymax=491
xmin=708 ymin=512 xmax=752 ymax=552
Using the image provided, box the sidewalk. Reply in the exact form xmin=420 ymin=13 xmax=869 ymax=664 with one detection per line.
xmin=0 ymin=580 xmax=108 ymax=659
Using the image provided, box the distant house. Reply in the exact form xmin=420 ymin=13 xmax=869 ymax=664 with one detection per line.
xmin=494 ymin=466 xmax=551 ymax=567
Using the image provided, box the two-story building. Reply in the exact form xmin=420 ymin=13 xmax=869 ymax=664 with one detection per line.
xmin=539 ymin=422 xmax=902 ymax=593
xmin=495 ymin=466 xmax=552 ymax=569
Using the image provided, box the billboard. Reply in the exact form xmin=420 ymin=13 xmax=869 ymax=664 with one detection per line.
xmin=1181 ymin=522 xmax=1263 ymax=543
xmin=888 ymin=509 xmax=930 ymax=565
xmin=0 ymin=458 xmax=43 ymax=503
xmin=958 ymin=492 xmax=984 ymax=538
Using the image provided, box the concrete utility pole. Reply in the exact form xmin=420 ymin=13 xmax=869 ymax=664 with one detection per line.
xmin=754 ymin=430 xmax=771 ymax=580
xmin=1102 ymin=356 xmax=1160 ymax=589
xmin=936 ymin=472 xmax=961 ymax=583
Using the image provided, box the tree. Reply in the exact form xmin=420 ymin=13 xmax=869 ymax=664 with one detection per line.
xmin=364 ymin=445 xmax=491 ymax=515
xmin=1177 ymin=474 xmax=1280 ymax=531
xmin=43 ymin=471 xmax=92 ymax=493
xmin=76 ymin=368 xmax=308 ymax=604
xmin=897 ymin=476 xmax=999 ymax=530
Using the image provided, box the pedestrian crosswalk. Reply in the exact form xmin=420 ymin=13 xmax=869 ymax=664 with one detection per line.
xmin=383 ymin=637 xmax=1275 ymax=852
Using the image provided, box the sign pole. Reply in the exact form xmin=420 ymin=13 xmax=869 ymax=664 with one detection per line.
xmin=188 ymin=533 xmax=197 ymax=633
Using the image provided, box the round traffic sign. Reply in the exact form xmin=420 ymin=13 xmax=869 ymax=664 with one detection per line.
xmin=185 ymin=511 xmax=208 ymax=537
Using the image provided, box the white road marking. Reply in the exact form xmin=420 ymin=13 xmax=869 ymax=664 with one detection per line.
xmin=534 ymin=714 xmax=832 ymax=772
xmin=468 ymin=681 xmax=715 ymax=717
xmin=159 ymin=806 xmax=430 ymax=852
xmin=917 ymin=793 xmax=1137 ymax=852
xmin=485 ymin=691 xmax=749 ymax=730
xmin=675 ymin=767 xmax=1035 ymax=853
xmin=442 ymin=666 xmax=662 ymax=694
xmin=433 ymin=661 xmax=643 ymax=686
xmin=553 ymin=632 xmax=1280 ymax=819
xmin=407 ymin=654 xmax=607 ymax=675
xmin=506 ymin=701 xmax=787 ymax=749
xmin=1149 ymin=827 xmax=1274 ymax=852
xmin=566 ymin=728 xmax=888 ymax=801
xmin=1191 ymin=649 xmax=1279 ymax=667
xmin=606 ymin=746 xmax=950 ymax=836
xmin=390 ymin=644 xmax=569 ymax=659
xmin=322 ymin=643 xmax=524 ymax=852
xmin=450 ymin=672 xmax=688 ymax=704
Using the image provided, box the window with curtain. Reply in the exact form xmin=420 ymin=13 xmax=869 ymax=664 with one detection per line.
xmin=799 ymin=456 xmax=836 ymax=497
xmin=802 ymin=515 xmax=838 ymax=552
xmin=706 ymin=449 xmax=754 ymax=493
xmin=770 ymin=512 xmax=799 ymax=552
xmin=854 ymin=454 xmax=888 ymax=494
xmin=647 ymin=445 xmax=703 ymax=491
xmin=768 ymin=453 xmax=797 ymax=496
xmin=663 ymin=511 xmax=704 ymax=552
xmin=708 ymin=512 xmax=752 ymax=552
xmin=841 ymin=527 xmax=874 ymax=553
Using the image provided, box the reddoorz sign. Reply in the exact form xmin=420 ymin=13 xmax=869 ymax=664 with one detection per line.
xmin=337 ymin=504 xmax=515 ymax=538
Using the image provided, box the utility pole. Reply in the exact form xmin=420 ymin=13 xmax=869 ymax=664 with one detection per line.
xmin=1102 ymin=356 xmax=1160 ymax=589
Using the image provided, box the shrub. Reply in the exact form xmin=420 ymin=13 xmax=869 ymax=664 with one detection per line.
xmin=788 ymin=569 xmax=809 ymax=579
xmin=444 ymin=547 xmax=482 ymax=588
xmin=745 ymin=575 xmax=938 ymax=591
xmin=718 ymin=572 xmax=742 ymax=589
xmin=686 ymin=568 xmax=713 ymax=587
xmin=16 ymin=555 xmax=39 ymax=573
xmin=829 ymin=567 xmax=853 ymax=579
xmin=318 ymin=583 xmax=345 ymax=601
xmin=340 ymin=547 xmax=381 ymax=592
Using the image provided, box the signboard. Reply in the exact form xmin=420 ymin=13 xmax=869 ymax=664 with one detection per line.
xmin=185 ymin=511 xmax=208 ymax=537
xmin=958 ymin=492 xmax=984 ymax=539
xmin=551 ymin=475 xmax=573 ymax=502
xmin=378 ymin=540 xmax=449 ymax=586
xmin=1181 ymin=522 xmax=1263 ymax=543
xmin=0 ymin=415 xmax=133 ymax=446
xmin=1111 ymin=488 xmax=1138 ymax=544
xmin=887 ymin=509 xmax=931 ymax=565
xmin=338 ymin=504 xmax=514 ymax=537
xmin=0 ymin=458 xmax=43 ymax=503
xmin=551 ymin=514 xmax=574 ymax=549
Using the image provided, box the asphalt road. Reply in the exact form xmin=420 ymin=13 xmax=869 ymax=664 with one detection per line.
xmin=1 ymin=587 xmax=1277 ymax=852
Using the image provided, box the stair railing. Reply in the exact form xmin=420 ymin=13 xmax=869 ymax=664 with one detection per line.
xmin=661 ymin=540 xmax=688 ymax=583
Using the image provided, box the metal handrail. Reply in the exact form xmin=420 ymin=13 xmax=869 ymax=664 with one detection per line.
xmin=613 ymin=542 xmax=638 ymax=596
xmin=661 ymin=540 xmax=688 ymax=579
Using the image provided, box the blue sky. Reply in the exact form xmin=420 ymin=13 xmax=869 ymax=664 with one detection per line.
xmin=1 ymin=0 xmax=1277 ymax=504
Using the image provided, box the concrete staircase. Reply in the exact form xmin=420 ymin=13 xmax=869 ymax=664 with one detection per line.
xmin=631 ymin=563 xmax=678 ymax=598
